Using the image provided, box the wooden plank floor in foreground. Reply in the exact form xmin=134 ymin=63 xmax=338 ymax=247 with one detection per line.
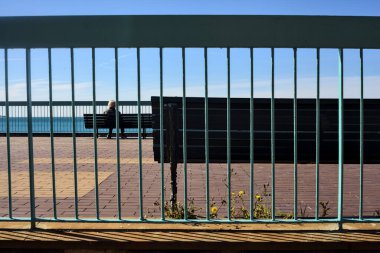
xmin=0 ymin=137 xmax=380 ymax=220
xmin=0 ymin=228 xmax=379 ymax=251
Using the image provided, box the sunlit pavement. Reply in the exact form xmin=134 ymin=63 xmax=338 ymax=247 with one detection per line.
xmin=0 ymin=137 xmax=379 ymax=220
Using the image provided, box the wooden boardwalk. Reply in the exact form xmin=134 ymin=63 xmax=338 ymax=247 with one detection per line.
xmin=0 ymin=229 xmax=380 ymax=252
xmin=0 ymin=137 xmax=380 ymax=220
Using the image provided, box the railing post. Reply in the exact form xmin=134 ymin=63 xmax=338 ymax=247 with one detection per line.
xmin=271 ymin=48 xmax=276 ymax=221
xmin=48 ymin=48 xmax=57 ymax=220
xmin=315 ymin=48 xmax=320 ymax=220
xmin=4 ymin=49 xmax=13 ymax=219
xmin=338 ymin=48 xmax=344 ymax=224
xmin=26 ymin=48 xmax=36 ymax=229
xmin=249 ymin=47 xmax=254 ymax=221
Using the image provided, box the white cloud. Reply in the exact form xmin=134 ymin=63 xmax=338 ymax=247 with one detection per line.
xmin=0 ymin=79 xmax=92 ymax=101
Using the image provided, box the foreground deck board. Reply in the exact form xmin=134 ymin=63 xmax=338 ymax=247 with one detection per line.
xmin=0 ymin=230 xmax=379 ymax=251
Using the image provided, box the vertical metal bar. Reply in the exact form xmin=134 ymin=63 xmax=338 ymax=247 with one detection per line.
xmin=338 ymin=48 xmax=344 ymax=222
xmin=92 ymin=47 xmax=100 ymax=220
xmin=159 ymin=47 xmax=165 ymax=220
xmin=359 ymin=48 xmax=364 ymax=220
xmin=16 ymin=106 xmax=19 ymax=132
xmin=4 ymin=49 xmax=12 ymax=219
xmin=271 ymin=48 xmax=276 ymax=221
xmin=59 ymin=105 xmax=61 ymax=132
xmin=182 ymin=47 xmax=188 ymax=220
xmin=137 ymin=48 xmax=144 ymax=220
xmin=315 ymin=48 xmax=320 ymax=220
xmin=48 ymin=48 xmax=57 ymax=219
xmin=45 ymin=106 xmax=48 ymax=132
xmin=293 ymin=48 xmax=298 ymax=220
xmin=115 ymin=48 xmax=122 ymax=220
xmin=249 ymin=47 xmax=254 ymax=221
xmin=227 ymin=47 xmax=231 ymax=220
xmin=70 ymin=48 xmax=79 ymax=219
xmin=26 ymin=49 xmax=36 ymax=228
xmin=204 ymin=47 xmax=210 ymax=220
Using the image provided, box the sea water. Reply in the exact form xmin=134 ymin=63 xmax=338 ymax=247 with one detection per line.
xmin=0 ymin=117 xmax=151 ymax=134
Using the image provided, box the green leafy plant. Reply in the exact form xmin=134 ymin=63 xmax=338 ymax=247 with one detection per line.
xmin=163 ymin=198 xmax=201 ymax=219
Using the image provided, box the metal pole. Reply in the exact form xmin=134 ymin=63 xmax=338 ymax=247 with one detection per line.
xmin=115 ymin=48 xmax=122 ymax=220
xmin=293 ymin=48 xmax=298 ymax=220
xmin=48 ymin=48 xmax=57 ymax=219
xmin=204 ymin=47 xmax=210 ymax=220
xmin=338 ymin=48 xmax=344 ymax=222
xmin=159 ymin=47 xmax=165 ymax=220
xmin=249 ymin=47 xmax=254 ymax=220
xmin=359 ymin=48 xmax=364 ymax=220
xmin=26 ymin=49 xmax=36 ymax=228
xmin=4 ymin=49 xmax=12 ymax=219
xmin=271 ymin=48 xmax=276 ymax=221
xmin=182 ymin=47 xmax=188 ymax=220
xmin=91 ymin=47 xmax=100 ymax=220
xmin=227 ymin=47 xmax=232 ymax=220
xmin=70 ymin=48 xmax=79 ymax=219
xmin=137 ymin=48 xmax=144 ymax=220
xmin=315 ymin=48 xmax=320 ymax=220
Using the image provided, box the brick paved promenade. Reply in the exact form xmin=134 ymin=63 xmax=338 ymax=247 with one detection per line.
xmin=0 ymin=137 xmax=379 ymax=220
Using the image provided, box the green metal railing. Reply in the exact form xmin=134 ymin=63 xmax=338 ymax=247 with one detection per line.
xmin=0 ymin=15 xmax=380 ymax=225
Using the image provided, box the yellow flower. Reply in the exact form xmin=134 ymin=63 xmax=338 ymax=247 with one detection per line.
xmin=255 ymin=194 xmax=262 ymax=201
xmin=211 ymin=206 xmax=218 ymax=215
xmin=238 ymin=191 xmax=245 ymax=197
xmin=232 ymin=192 xmax=235 ymax=197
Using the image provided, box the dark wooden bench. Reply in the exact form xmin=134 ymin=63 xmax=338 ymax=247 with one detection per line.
xmin=151 ymin=96 xmax=380 ymax=205
xmin=84 ymin=114 xmax=152 ymax=138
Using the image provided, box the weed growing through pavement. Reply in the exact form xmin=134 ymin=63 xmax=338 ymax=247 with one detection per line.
xmin=319 ymin=201 xmax=331 ymax=217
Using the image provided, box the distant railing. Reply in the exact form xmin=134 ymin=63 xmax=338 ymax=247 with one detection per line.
xmin=0 ymin=101 xmax=151 ymax=134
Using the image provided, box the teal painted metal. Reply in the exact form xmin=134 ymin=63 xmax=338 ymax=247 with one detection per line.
xmin=271 ymin=48 xmax=276 ymax=221
xmin=182 ymin=47 xmax=188 ymax=220
xmin=115 ymin=48 xmax=122 ymax=220
xmin=315 ymin=48 xmax=320 ymax=220
xmin=137 ymin=48 xmax=144 ymax=220
xmin=204 ymin=47 xmax=210 ymax=220
xmin=26 ymin=49 xmax=36 ymax=228
xmin=4 ymin=49 xmax=12 ymax=218
xmin=91 ymin=47 xmax=100 ymax=220
xmin=338 ymin=49 xmax=344 ymax=222
xmin=293 ymin=48 xmax=298 ymax=220
xmin=226 ymin=47 xmax=231 ymax=220
xmin=70 ymin=48 xmax=79 ymax=220
xmin=159 ymin=47 xmax=165 ymax=220
xmin=19 ymin=216 xmax=344 ymax=223
xmin=48 ymin=48 xmax=57 ymax=219
xmin=1 ymin=16 xmax=380 ymax=48
xmin=359 ymin=48 xmax=364 ymax=220
xmin=249 ymin=47 xmax=254 ymax=221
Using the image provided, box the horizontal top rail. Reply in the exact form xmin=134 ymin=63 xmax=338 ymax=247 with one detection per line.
xmin=0 ymin=15 xmax=380 ymax=48
xmin=0 ymin=101 xmax=151 ymax=106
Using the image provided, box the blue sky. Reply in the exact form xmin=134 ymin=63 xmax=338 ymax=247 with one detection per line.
xmin=0 ymin=0 xmax=379 ymax=102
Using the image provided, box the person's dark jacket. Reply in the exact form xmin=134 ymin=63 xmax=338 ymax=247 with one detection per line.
xmin=103 ymin=108 xmax=122 ymax=128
